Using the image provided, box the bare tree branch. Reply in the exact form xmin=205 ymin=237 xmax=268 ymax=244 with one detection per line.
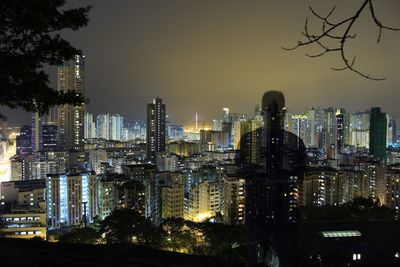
xmin=283 ymin=0 xmax=400 ymax=81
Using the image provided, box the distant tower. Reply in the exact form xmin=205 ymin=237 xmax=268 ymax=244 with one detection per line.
xmin=110 ymin=114 xmax=123 ymax=141
xmin=223 ymin=108 xmax=230 ymax=122
xmin=96 ymin=114 xmax=110 ymax=140
xmin=41 ymin=124 xmax=58 ymax=151
xmin=336 ymin=108 xmax=345 ymax=154
xmin=388 ymin=117 xmax=397 ymax=145
xmin=147 ymin=97 xmax=166 ymax=163
xmin=254 ymin=104 xmax=261 ymax=117
xmin=57 ymin=54 xmax=85 ymax=151
xmin=370 ymin=107 xmax=387 ymax=160
xmin=195 ymin=112 xmax=198 ymax=130
xmin=84 ymin=113 xmax=96 ymax=139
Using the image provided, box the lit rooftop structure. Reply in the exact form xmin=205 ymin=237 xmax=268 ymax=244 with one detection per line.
xmin=320 ymin=230 xmax=362 ymax=238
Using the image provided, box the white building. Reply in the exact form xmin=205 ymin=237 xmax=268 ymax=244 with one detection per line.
xmin=46 ymin=171 xmax=98 ymax=229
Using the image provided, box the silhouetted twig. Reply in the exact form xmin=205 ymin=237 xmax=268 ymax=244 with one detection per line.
xmin=283 ymin=0 xmax=400 ymax=81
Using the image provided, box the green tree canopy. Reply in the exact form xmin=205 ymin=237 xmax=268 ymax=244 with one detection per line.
xmin=100 ymin=209 xmax=163 ymax=247
xmin=0 ymin=0 xmax=90 ymax=119
xmin=162 ymin=218 xmax=197 ymax=253
xmin=59 ymin=227 xmax=102 ymax=244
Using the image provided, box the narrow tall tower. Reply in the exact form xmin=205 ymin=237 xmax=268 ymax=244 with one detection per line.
xmin=147 ymin=97 xmax=166 ymax=163
xmin=335 ymin=108 xmax=345 ymax=154
xmin=195 ymin=112 xmax=198 ymax=130
xmin=57 ymin=54 xmax=85 ymax=151
xmin=370 ymin=107 xmax=387 ymax=160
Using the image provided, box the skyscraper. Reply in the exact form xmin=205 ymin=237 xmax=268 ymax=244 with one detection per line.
xmin=110 ymin=114 xmax=123 ymax=141
xmin=96 ymin=114 xmax=110 ymax=140
xmin=16 ymin=125 xmax=32 ymax=155
xmin=147 ymin=97 xmax=166 ymax=163
xmin=336 ymin=108 xmax=345 ymax=154
xmin=222 ymin=107 xmax=230 ymax=122
xmin=57 ymin=54 xmax=85 ymax=151
xmin=41 ymin=124 xmax=58 ymax=152
xmin=84 ymin=112 xmax=96 ymax=139
xmin=46 ymin=171 xmax=98 ymax=229
xmin=369 ymin=107 xmax=387 ymax=160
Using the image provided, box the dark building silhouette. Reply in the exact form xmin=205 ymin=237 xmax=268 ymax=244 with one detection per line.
xmin=369 ymin=107 xmax=387 ymax=161
xmin=16 ymin=125 xmax=32 ymax=155
xmin=31 ymin=112 xmax=59 ymax=152
xmin=41 ymin=124 xmax=58 ymax=151
xmin=238 ymin=91 xmax=305 ymax=267
xmin=147 ymin=97 xmax=166 ymax=163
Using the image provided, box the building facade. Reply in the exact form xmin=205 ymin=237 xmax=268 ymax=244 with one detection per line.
xmin=57 ymin=54 xmax=85 ymax=151
xmin=46 ymin=171 xmax=98 ymax=229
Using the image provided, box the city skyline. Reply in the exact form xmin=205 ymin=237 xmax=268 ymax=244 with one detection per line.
xmin=3 ymin=2 xmax=400 ymax=265
xmin=1 ymin=0 xmax=400 ymax=126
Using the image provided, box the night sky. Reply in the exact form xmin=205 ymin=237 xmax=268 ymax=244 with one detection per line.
xmin=3 ymin=0 xmax=400 ymax=127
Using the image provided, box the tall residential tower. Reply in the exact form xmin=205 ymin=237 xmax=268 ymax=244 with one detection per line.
xmin=57 ymin=55 xmax=85 ymax=151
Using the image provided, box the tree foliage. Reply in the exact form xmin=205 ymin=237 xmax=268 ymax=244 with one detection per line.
xmin=162 ymin=218 xmax=197 ymax=253
xmin=59 ymin=227 xmax=102 ymax=244
xmin=300 ymin=196 xmax=395 ymax=222
xmin=100 ymin=209 xmax=162 ymax=247
xmin=200 ymin=221 xmax=246 ymax=263
xmin=0 ymin=0 xmax=90 ymax=119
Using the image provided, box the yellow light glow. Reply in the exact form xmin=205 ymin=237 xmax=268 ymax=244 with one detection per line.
xmin=191 ymin=211 xmax=214 ymax=222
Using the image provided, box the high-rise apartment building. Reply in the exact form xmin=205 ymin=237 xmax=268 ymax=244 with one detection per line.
xmin=147 ymin=97 xmax=166 ymax=163
xmin=57 ymin=54 xmax=85 ymax=151
xmin=41 ymin=125 xmax=58 ymax=152
xmin=46 ymin=171 xmax=98 ymax=229
xmin=223 ymin=175 xmax=245 ymax=225
xmin=96 ymin=113 xmax=110 ymax=140
xmin=144 ymin=172 xmax=183 ymax=225
xmin=336 ymin=109 xmax=346 ymax=154
xmin=110 ymin=114 xmax=123 ymax=141
xmin=10 ymin=154 xmax=33 ymax=181
xmin=186 ymin=180 xmax=221 ymax=222
xmin=84 ymin=112 xmax=96 ymax=139
xmin=160 ymin=173 xmax=185 ymax=221
xmin=16 ymin=125 xmax=32 ymax=155
xmin=384 ymin=168 xmax=400 ymax=219
xmin=93 ymin=113 xmax=124 ymax=140
xmin=350 ymin=111 xmax=370 ymax=149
